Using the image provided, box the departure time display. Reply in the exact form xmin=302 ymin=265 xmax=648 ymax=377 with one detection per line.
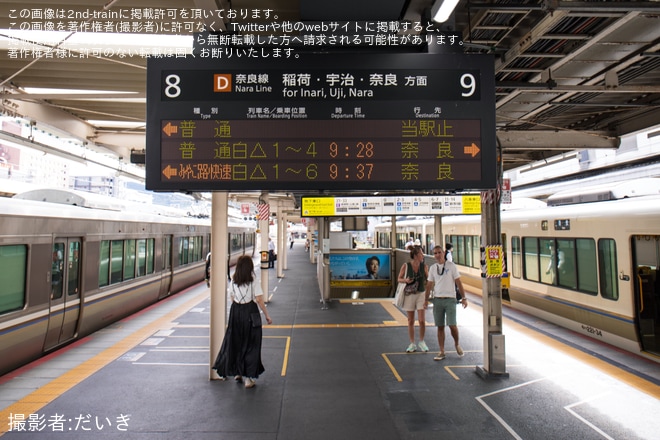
xmin=146 ymin=53 xmax=496 ymax=191
xmin=159 ymin=119 xmax=482 ymax=188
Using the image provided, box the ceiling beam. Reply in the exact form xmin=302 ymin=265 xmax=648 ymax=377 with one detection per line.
xmin=1 ymin=92 xmax=146 ymax=101
xmin=497 ymin=130 xmax=619 ymax=150
xmin=467 ymin=1 xmax=660 ymax=13
xmin=496 ymin=83 xmax=660 ymax=93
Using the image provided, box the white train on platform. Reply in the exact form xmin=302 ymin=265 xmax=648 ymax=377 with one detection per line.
xmin=374 ymin=180 xmax=660 ymax=363
xmin=0 ymin=190 xmax=255 ymax=376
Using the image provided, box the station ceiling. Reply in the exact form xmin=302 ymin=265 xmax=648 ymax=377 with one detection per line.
xmin=1 ymin=0 xmax=659 ymax=176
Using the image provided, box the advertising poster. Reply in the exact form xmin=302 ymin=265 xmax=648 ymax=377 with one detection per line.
xmin=329 ymin=253 xmax=391 ymax=287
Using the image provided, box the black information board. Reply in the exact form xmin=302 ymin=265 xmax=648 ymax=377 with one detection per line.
xmin=146 ymin=53 xmax=495 ymax=191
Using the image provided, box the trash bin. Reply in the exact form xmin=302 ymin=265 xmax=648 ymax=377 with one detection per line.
xmin=260 ymin=251 xmax=269 ymax=270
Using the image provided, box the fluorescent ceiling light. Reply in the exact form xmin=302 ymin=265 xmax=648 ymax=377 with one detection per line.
xmin=88 ymin=120 xmax=145 ymax=129
xmin=21 ymin=88 xmax=145 ymax=103
xmin=24 ymin=87 xmax=131 ymax=95
xmin=431 ymin=0 xmax=460 ymax=23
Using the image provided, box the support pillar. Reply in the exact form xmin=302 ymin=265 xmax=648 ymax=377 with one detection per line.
xmin=209 ymin=191 xmax=228 ymax=380
xmin=276 ymin=203 xmax=285 ymax=279
xmin=281 ymin=211 xmax=289 ymax=271
xmin=476 ymin=188 xmax=509 ymax=379
xmin=434 ymin=215 xmax=443 ymax=251
xmin=259 ymin=192 xmax=270 ymax=302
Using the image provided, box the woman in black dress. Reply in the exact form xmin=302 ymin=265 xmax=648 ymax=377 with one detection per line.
xmin=213 ymin=256 xmax=272 ymax=388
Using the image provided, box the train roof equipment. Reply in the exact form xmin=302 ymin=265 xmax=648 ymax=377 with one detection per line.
xmin=13 ymin=188 xmax=192 ymax=217
xmin=13 ymin=188 xmax=124 ymax=211
xmin=546 ymin=178 xmax=660 ymax=206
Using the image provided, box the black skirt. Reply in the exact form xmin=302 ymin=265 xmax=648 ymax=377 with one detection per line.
xmin=213 ymin=301 xmax=265 ymax=379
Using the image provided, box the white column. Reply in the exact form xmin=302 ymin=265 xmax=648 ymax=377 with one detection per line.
xmin=281 ymin=210 xmax=289 ymax=271
xmin=209 ymin=191 xmax=228 ymax=380
xmin=276 ymin=202 xmax=285 ymax=278
xmin=259 ymin=192 xmax=270 ymax=301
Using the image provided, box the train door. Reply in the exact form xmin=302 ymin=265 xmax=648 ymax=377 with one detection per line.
xmin=43 ymin=238 xmax=82 ymax=351
xmin=632 ymin=235 xmax=660 ymax=356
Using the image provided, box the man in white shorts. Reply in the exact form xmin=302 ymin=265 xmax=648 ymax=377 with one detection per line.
xmin=424 ymin=245 xmax=468 ymax=360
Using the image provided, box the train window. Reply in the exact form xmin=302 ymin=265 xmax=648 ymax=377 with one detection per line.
xmin=110 ymin=240 xmax=123 ymax=284
xmin=99 ymin=241 xmax=110 ymax=287
xmin=425 ymin=234 xmax=433 ymax=254
xmin=469 ymin=236 xmax=480 ymax=269
xmin=525 ymin=237 xmax=601 ymax=296
xmin=598 ymin=239 xmax=619 ymax=300
xmin=137 ymin=239 xmax=147 ymax=277
xmin=456 ymin=236 xmax=465 ymax=264
xmin=377 ymin=232 xmax=390 ymax=249
xmin=396 ymin=233 xmax=407 ymax=249
xmin=501 ymin=233 xmax=508 ymax=274
xmin=540 ymin=238 xmax=557 ymax=285
xmin=163 ymin=236 xmax=172 ymax=270
xmin=524 ymin=237 xmax=541 ymax=282
xmin=446 ymin=234 xmax=480 ymax=269
xmin=463 ymin=236 xmax=471 ymax=266
xmin=52 ymin=242 xmax=65 ymax=299
xmin=67 ymin=241 xmax=81 ymax=296
xmin=230 ymin=233 xmax=241 ymax=253
xmin=196 ymin=236 xmax=203 ymax=261
xmin=147 ymin=239 xmax=155 ymax=274
xmin=180 ymin=237 xmax=189 ymax=265
xmin=511 ymin=237 xmax=521 ymax=279
xmin=178 ymin=236 xmax=204 ymax=265
xmin=193 ymin=236 xmax=199 ymax=262
xmin=575 ymin=238 xmax=597 ymax=294
xmin=187 ymin=237 xmax=194 ymax=263
xmin=556 ymin=239 xmax=577 ymax=290
xmin=123 ymin=239 xmax=136 ymax=281
xmin=0 ymin=245 xmax=27 ymax=314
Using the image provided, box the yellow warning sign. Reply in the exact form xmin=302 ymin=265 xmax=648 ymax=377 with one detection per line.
xmin=485 ymin=245 xmax=503 ymax=277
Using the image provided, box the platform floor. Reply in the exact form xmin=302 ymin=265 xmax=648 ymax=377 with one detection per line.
xmin=1 ymin=244 xmax=659 ymax=439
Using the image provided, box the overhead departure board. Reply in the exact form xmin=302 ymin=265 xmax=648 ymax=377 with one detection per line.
xmin=146 ymin=53 xmax=495 ymax=191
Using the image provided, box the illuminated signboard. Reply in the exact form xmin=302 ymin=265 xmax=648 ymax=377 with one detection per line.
xmin=146 ymin=53 xmax=495 ymax=191
xmin=301 ymin=195 xmax=481 ymax=217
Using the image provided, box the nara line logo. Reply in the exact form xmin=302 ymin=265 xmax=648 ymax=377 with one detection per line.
xmin=214 ymin=74 xmax=232 ymax=92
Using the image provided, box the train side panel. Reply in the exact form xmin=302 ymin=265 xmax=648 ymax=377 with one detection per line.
xmin=0 ymin=198 xmax=225 ymax=376
xmin=0 ymin=213 xmax=53 ymax=374
xmin=373 ymin=195 xmax=660 ymax=362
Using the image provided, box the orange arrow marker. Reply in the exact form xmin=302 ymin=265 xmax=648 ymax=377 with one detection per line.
xmin=162 ymin=122 xmax=178 ymax=137
xmin=162 ymin=165 xmax=177 ymax=179
xmin=464 ymin=143 xmax=480 ymax=157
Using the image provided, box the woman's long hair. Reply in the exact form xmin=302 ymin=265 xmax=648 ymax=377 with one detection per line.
xmin=232 ymin=255 xmax=255 ymax=286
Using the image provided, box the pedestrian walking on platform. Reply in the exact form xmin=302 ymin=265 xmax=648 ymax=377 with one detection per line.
xmin=268 ymin=238 xmax=276 ymax=268
xmin=398 ymin=245 xmax=429 ymax=353
xmin=213 ymin=256 xmax=272 ymax=388
xmin=425 ymin=245 xmax=467 ymax=360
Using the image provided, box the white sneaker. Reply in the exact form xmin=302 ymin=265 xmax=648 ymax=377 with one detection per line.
xmin=456 ymin=345 xmax=464 ymax=357
xmin=418 ymin=341 xmax=429 ymax=352
xmin=244 ymin=377 xmax=255 ymax=388
xmin=405 ymin=343 xmax=416 ymax=353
